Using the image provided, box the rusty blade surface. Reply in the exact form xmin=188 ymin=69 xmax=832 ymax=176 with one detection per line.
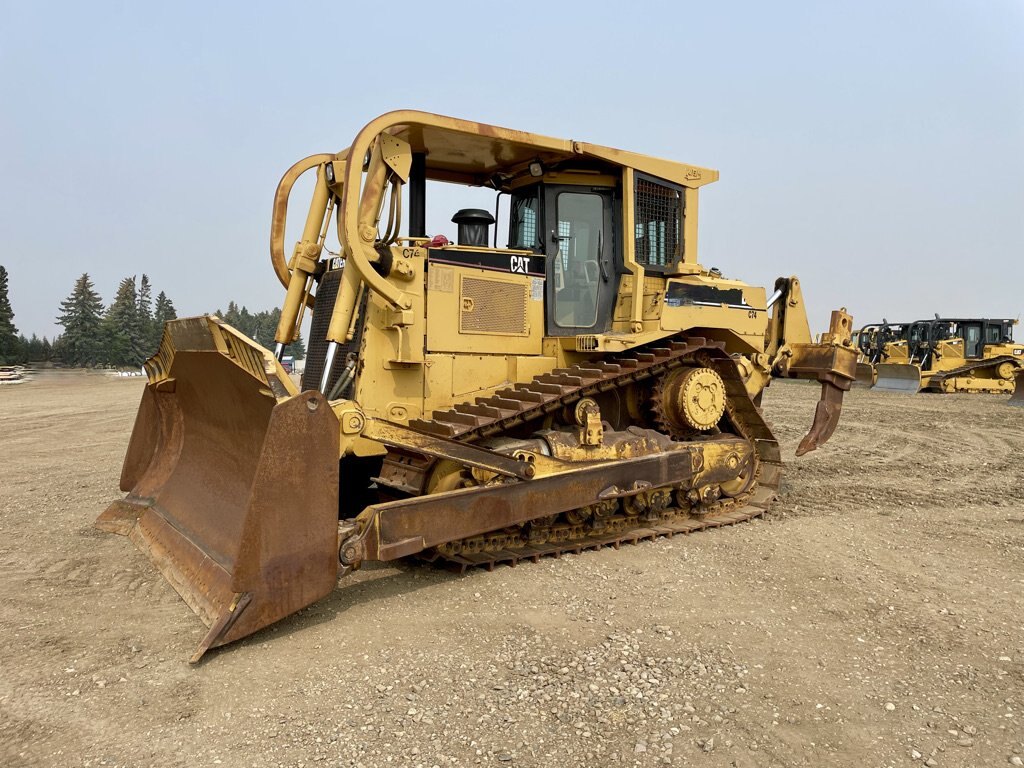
xmin=97 ymin=322 xmax=340 ymax=662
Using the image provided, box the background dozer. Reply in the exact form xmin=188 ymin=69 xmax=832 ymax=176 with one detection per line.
xmin=96 ymin=111 xmax=858 ymax=661
xmin=873 ymin=317 xmax=1023 ymax=395
xmin=853 ymin=321 xmax=907 ymax=387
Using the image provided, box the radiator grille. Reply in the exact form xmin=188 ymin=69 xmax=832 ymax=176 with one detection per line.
xmin=459 ymin=277 xmax=529 ymax=336
xmin=302 ymin=269 xmax=343 ymax=393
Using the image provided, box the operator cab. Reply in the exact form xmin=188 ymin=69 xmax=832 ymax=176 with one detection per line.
xmin=504 ymin=173 xmax=684 ymax=338
xmin=951 ymin=319 xmax=1015 ymax=358
xmin=435 ymin=177 xmax=622 ymax=338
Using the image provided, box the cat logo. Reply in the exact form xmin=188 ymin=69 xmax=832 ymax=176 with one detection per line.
xmin=510 ymin=255 xmax=530 ymax=274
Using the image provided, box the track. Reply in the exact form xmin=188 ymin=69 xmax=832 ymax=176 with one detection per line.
xmin=374 ymin=337 xmax=784 ymax=572
xmin=924 ymin=355 xmax=1021 ymax=393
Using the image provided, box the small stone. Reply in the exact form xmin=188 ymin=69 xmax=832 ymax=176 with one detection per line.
xmin=925 ymin=759 xmax=937 ymax=767
xmin=1010 ymin=758 xmax=1023 ymax=767
xmin=702 ymin=737 xmax=715 ymax=753
xmin=496 ymin=755 xmax=512 ymax=763
xmin=885 ymin=702 xmax=896 ymax=711
xmin=911 ymin=750 xmax=923 ymax=760
xmin=634 ymin=743 xmax=647 ymax=754
xmin=958 ymin=738 xmax=974 ymax=747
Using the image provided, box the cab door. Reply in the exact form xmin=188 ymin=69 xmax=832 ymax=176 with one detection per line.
xmin=962 ymin=322 xmax=983 ymax=358
xmin=544 ymin=187 xmax=617 ymax=336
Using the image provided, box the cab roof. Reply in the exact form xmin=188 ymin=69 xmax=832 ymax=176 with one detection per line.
xmin=358 ymin=110 xmax=719 ymax=190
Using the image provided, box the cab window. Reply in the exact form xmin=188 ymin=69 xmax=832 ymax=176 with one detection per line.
xmin=552 ymin=191 xmax=604 ymax=329
xmin=509 ymin=189 xmax=540 ymax=251
xmin=634 ymin=174 xmax=683 ymax=270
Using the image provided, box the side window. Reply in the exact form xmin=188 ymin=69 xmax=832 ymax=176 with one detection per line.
xmin=509 ymin=191 xmax=539 ymax=251
xmin=984 ymin=325 xmax=1001 ymax=344
xmin=635 ymin=174 xmax=683 ymax=269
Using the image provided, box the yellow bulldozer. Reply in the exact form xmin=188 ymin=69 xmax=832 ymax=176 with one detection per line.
xmin=872 ymin=317 xmax=1024 ymax=397
xmin=852 ymin=321 xmax=907 ymax=387
xmin=96 ymin=111 xmax=858 ymax=661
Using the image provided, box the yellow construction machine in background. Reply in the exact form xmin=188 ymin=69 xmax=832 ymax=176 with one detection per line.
xmin=96 ymin=111 xmax=857 ymax=661
xmin=871 ymin=317 xmax=1023 ymax=396
xmin=852 ymin=321 xmax=907 ymax=387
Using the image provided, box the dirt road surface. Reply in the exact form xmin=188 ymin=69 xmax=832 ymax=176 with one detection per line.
xmin=2 ymin=370 xmax=1022 ymax=768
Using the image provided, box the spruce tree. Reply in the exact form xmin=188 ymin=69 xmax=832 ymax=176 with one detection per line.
xmin=102 ymin=276 xmax=145 ymax=366
xmin=152 ymin=291 xmax=176 ymax=348
xmin=51 ymin=335 xmax=66 ymax=364
xmin=137 ymin=274 xmax=154 ymax=355
xmin=26 ymin=333 xmax=44 ymax=362
xmin=0 ymin=265 xmax=19 ymax=364
xmin=57 ymin=273 xmax=105 ymax=366
xmin=12 ymin=334 xmax=28 ymax=364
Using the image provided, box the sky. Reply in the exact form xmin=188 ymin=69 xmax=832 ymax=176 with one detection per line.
xmin=1 ymin=0 xmax=1022 ymax=340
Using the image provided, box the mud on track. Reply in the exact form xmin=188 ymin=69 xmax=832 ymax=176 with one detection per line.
xmin=1 ymin=370 xmax=1022 ymax=767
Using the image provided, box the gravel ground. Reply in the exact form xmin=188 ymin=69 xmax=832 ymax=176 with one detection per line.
xmin=1 ymin=370 xmax=1022 ymax=767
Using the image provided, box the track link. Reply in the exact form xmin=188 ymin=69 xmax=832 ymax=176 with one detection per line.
xmin=422 ymin=502 xmax=770 ymax=574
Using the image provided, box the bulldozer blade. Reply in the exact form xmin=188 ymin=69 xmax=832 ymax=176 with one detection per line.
xmin=873 ymin=363 xmax=922 ymax=393
xmin=96 ymin=317 xmax=340 ymax=662
xmin=853 ymin=362 xmax=876 ymax=388
xmin=1010 ymin=369 xmax=1024 ymax=406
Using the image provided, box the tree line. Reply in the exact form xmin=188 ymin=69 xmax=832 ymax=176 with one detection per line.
xmin=214 ymin=303 xmax=306 ymax=359
xmin=0 ymin=266 xmax=304 ymax=367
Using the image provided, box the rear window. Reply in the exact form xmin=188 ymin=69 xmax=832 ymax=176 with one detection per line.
xmin=634 ymin=174 xmax=683 ymax=270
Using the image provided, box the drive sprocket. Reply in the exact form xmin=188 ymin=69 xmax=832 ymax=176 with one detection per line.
xmin=650 ymin=365 xmax=727 ymax=437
